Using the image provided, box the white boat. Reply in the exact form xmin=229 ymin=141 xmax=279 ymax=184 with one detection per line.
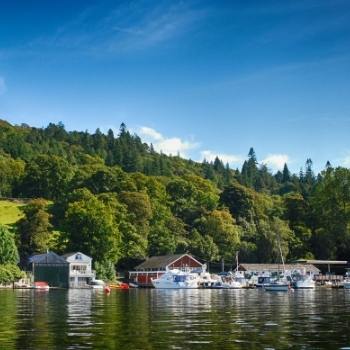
xmin=221 ymin=272 xmax=246 ymax=289
xmin=264 ymin=238 xmax=290 ymax=292
xmin=151 ymin=269 xmax=200 ymax=289
xmin=293 ymin=274 xmax=315 ymax=289
xmin=344 ymin=280 xmax=350 ymax=289
xmin=198 ymin=272 xmax=220 ymax=288
xmin=264 ymin=279 xmax=290 ymax=292
xmin=344 ymin=270 xmax=350 ymax=289
xmin=220 ymin=252 xmax=247 ymax=289
xmin=256 ymin=275 xmax=273 ymax=288
xmin=89 ymin=279 xmax=105 ymax=289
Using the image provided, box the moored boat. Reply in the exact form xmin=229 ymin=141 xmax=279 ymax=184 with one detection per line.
xmin=151 ymin=269 xmax=200 ymax=289
xmin=344 ymin=269 xmax=350 ymax=289
xmin=33 ymin=281 xmax=50 ymax=290
xmin=89 ymin=279 xmax=105 ymax=289
xmin=264 ymin=280 xmax=290 ymax=292
xmin=293 ymin=275 xmax=315 ymax=289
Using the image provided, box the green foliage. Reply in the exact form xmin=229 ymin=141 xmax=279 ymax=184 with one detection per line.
xmin=63 ymin=189 xmax=120 ymax=263
xmin=1 ymin=119 xmax=350 ymax=267
xmin=17 ymin=199 xmax=53 ymax=261
xmin=0 ymin=225 xmax=19 ymax=264
xmin=0 ymin=264 xmax=24 ymax=284
xmin=94 ymin=260 xmax=116 ymax=282
xmin=0 ymin=153 xmax=25 ymax=197
xmin=19 ymin=155 xmax=74 ymax=200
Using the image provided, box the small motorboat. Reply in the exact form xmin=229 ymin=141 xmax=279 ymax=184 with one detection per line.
xmin=343 ymin=269 xmax=350 ymax=289
xmin=89 ymin=279 xmax=105 ymax=289
xmin=33 ymin=281 xmax=50 ymax=290
xmin=293 ymin=275 xmax=315 ymax=289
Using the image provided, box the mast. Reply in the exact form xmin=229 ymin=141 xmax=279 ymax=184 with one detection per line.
xmin=277 ymin=238 xmax=285 ymax=275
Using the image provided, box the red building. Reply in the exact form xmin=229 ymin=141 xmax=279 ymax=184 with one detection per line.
xmin=129 ymin=254 xmax=204 ymax=287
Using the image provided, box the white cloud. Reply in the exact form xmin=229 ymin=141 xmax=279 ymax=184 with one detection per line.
xmin=0 ymin=77 xmax=6 ymax=95
xmin=138 ymin=126 xmax=198 ymax=157
xmin=261 ymin=154 xmax=289 ymax=171
xmin=139 ymin=126 xmax=163 ymax=141
xmin=341 ymin=154 xmax=350 ymax=167
xmin=200 ymin=150 xmax=243 ymax=165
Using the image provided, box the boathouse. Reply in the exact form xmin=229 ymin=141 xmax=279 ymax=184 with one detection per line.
xmin=63 ymin=252 xmax=95 ymax=288
xmin=129 ymin=254 xmax=204 ymax=287
xmin=29 ymin=251 xmax=70 ymax=288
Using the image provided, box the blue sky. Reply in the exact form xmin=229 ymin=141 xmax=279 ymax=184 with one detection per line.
xmin=1 ymin=0 xmax=350 ymax=173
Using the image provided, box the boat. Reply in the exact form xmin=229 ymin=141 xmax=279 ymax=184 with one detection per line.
xmin=109 ymin=282 xmax=129 ymax=290
xmin=198 ymin=272 xmax=220 ymax=288
xmin=255 ymin=275 xmax=273 ymax=288
xmin=220 ymin=272 xmax=246 ymax=289
xmin=344 ymin=269 xmax=350 ymax=289
xmin=292 ymin=271 xmax=315 ymax=289
xmin=264 ymin=279 xmax=290 ymax=292
xmin=222 ymin=252 xmax=247 ymax=289
xmin=151 ymin=269 xmax=200 ymax=289
xmin=33 ymin=281 xmax=50 ymax=290
xmin=89 ymin=279 xmax=105 ymax=289
xmin=264 ymin=238 xmax=291 ymax=292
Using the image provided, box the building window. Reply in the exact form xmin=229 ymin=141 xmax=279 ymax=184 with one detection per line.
xmin=76 ymin=253 xmax=82 ymax=260
xmin=72 ymin=265 xmax=87 ymax=273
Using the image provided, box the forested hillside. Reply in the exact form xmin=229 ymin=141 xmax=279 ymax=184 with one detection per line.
xmin=0 ymin=119 xmax=349 ymax=278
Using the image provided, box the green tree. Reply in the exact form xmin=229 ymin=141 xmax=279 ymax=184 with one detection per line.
xmin=64 ymin=189 xmax=120 ymax=263
xmin=19 ymin=155 xmax=74 ymax=200
xmin=0 ymin=225 xmax=19 ymax=265
xmin=18 ymin=199 xmax=52 ymax=262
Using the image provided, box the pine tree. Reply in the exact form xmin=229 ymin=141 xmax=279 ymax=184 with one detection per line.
xmin=282 ymin=163 xmax=291 ymax=183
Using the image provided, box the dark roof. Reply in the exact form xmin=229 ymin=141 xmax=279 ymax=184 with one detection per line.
xmin=135 ymin=254 xmax=201 ymax=270
xmin=29 ymin=252 xmax=68 ymax=265
xmin=239 ymin=263 xmax=320 ymax=273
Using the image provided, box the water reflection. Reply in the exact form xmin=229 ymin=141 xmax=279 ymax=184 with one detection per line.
xmin=0 ymin=289 xmax=350 ymax=349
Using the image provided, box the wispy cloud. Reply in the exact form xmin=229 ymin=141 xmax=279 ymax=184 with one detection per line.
xmin=138 ymin=126 xmax=199 ymax=157
xmin=139 ymin=126 xmax=163 ymax=141
xmin=3 ymin=1 xmax=207 ymax=58
xmin=340 ymin=152 xmax=350 ymax=167
xmin=261 ymin=154 xmax=290 ymax=171
xmin=0 ymin=77 xmax=6 ymax=95
xmin=200 ymin=150 xmax=243 ymax=166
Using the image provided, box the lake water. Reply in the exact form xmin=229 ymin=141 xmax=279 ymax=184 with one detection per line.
xmin=1 ymin=288 xmax=350 ymax=349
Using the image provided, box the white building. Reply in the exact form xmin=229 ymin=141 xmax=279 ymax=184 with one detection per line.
xmin=63 ymin=252 xmax=95 ymax=288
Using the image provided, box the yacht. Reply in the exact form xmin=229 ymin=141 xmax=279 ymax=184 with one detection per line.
xmin=151 ymin=269 xmax=200 ymax=289
xmin=264 ymin=239 xmax=291 ymax=292
xmin=292 ymin=271 xmax=315 ymax=289
xmin=221 ymin=271 xmax=247 ymax=289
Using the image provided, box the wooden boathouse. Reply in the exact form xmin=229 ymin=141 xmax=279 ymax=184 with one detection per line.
xmin=129 ymin=254 xmax=204 ymax=287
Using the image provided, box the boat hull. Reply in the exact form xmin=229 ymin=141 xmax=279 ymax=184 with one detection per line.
xmin=152 ymin=281 xmax=198 ymax=289
xmin=344 ymin=282 xmax=350 ymax=289
xmin=264 ymin=284 xmax=289 ymax=292
xmin=294 ymin=280 xmax=315 ymax=289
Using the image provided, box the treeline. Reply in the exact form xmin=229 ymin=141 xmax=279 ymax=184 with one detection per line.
xmin=0 ymin=119 xmax=349 ymax=278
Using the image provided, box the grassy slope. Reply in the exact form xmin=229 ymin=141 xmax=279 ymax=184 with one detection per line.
xmin=0 ymin=200 xmax=25 ymax=226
